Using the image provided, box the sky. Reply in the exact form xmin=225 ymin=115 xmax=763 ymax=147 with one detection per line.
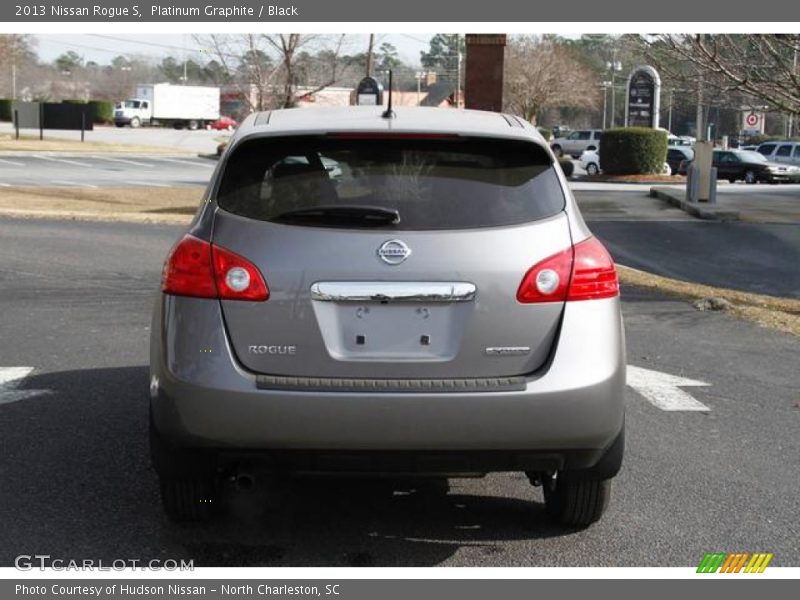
xmin=33 ymin=34 xmax=432 ymax=66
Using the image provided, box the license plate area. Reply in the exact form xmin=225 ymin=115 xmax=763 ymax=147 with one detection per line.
xmin=310 ymin=282 xmax=476 ymax=362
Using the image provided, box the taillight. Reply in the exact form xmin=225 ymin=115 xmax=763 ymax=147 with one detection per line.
xmin=517 ymin=237 xmax=618 ymax=303
xmin=211 ymin=244 xmax=269 ymax=301
xmin=568 ymin=237 xmax=618 ymax=301
xmin=161 ymin=234 xmax=269 ymax=301
xmin=161 ymin=235 xmax=217 ymax=298
xmin=516 ymin=247 xmax=572 ymax=303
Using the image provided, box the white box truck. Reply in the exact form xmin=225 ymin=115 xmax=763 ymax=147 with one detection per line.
xmin=114 ymin=83 xmax=220 ymax=130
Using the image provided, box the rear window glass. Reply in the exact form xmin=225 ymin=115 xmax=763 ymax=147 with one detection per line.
xmin=216 ymin=135 xmax=564 ymax=230
xmin=776 ymin=145 xmax=792 ymax=157
xmin=757 ymin=144 xmax=776 ymax=156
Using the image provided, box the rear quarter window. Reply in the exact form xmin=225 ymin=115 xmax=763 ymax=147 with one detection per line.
xmin=216 ymin=135 xmax=565 ymax=230
xmin=757 ymin=144 xmax=776 ymax=156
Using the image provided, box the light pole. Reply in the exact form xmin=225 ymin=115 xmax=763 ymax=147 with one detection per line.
xmin=415 ymin=71 xmax=423 ymax=106
xmin=456 ymin=35 xmax=462 ymax=108
xmin=788 ymin=46 xmax=798 ymax=137
xmin=600 ymin=81 xmax=612 ymax=129
xmin=606 ymin=58 xmax=622 ymax=127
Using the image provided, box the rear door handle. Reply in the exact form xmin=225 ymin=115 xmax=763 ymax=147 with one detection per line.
xmin=310 ymin=282 xmax=477 ymax=303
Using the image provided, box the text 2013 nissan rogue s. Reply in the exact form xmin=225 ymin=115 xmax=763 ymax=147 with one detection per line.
xmin=150 ymin=106 xmax=625 ymax=526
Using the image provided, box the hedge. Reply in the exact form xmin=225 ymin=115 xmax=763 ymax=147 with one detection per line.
xmin=558 ymin=157 xmax=575 ymax=177
xmin=0 ymin=99 xmax=11 ymax=121
xmin=599 ymin=127 xmax=668 ymax=175
xmin=88 ymin=100 xmax=115 ymax=124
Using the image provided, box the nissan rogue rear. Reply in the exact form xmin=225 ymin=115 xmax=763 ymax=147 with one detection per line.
xmin=149 ymin=106 xmax=625 ymax=527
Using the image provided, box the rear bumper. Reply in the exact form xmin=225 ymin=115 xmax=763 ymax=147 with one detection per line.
xmin=150 ymin=294 xmax=626 ymax=462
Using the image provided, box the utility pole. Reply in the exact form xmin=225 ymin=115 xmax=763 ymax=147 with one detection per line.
xmin=788 ymin=46 xmax=798 ymax=137
xmin=696 ymin=74 xmax=704 ymax=141
xmin=366 ymin=34 xmax=374 ymax=77
xmin=601 ymin=83 xmax=609 ymax=129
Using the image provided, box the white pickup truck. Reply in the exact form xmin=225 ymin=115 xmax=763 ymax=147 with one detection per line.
xmin=114 ymin=83 xmax=220 ymax=130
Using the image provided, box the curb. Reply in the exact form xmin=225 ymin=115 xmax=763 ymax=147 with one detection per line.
xmin=649 ymin=187 xmax=741 ymax=221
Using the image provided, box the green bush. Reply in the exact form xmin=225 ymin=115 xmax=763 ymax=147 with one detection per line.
xmin=746 ymin=134 xmax=778 ymax=146
xmin=599 ymin=127 xmax=668 ymax=175
xmin=61 ymin=98 xmax=86 ymax=104
xmin=88 ymin=100 xmax=114 ymax=124
xmin=558 ymin=157 xmax=575 ymax=177
xmin=0 ymin=98 xmax=11 ymax=121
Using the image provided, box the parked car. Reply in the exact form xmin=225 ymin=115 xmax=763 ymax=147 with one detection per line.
xmin=208 ymin=116 xmax=238 ymax=131
xmin=579 ymin=150 xmax=601 ymax=175
xmin=666 ymin=147 xmax=694 ymax=175
xmin=679 ymin=149 xmax=800 ymax=183
xmin=150 ymin=106 xmax=626 ymax=526
xmin=756 ymin=141 xmax=800 ymax=167
xmin=579 ymin=149 xmax=672 ymax=176
xmin=551 ymin=129 xmax=603 ymax=158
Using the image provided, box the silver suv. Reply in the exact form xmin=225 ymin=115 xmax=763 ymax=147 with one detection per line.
xmin=551 ymin=129 xmax=603 ymax=158
xmin=756 ymin=141 xmax=800 ymax=167
xmin=150 ymin=107 xmax=626 ymax=526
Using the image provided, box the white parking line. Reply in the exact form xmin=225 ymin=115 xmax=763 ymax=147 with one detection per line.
xmin=52 ymin=180 xmax=98 ymax=189
xmin=627 ymin=365 xmax=711 ymax=411
xmin=34 ymin=156 xmax=93 ymax=168
xmin=148 ymin=157 xmax=214 ymax=168
xmin=125 ymin=180 xmax=169 ymax=187
xmin=92 ymin=156 xmax=154 ymax=168
xmin=0 ymin=158 xmax=26 ymax=167
xmin=0 ymin=366 xmax=51 ymax=406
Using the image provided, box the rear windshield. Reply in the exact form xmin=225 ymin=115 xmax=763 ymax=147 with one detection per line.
xmin=216 ymin=135 xmax=564 ymax=230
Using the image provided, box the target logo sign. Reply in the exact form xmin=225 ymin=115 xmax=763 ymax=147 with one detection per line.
xmin=742 ymin=110 xmax=764 ymax=132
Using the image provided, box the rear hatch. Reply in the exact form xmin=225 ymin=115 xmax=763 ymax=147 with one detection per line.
xmin=212 ymin=133 xmax=572 ymax=379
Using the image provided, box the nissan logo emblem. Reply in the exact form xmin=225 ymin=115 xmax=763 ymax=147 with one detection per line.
xmin=377 ymin=239 xmax=411 ymax=265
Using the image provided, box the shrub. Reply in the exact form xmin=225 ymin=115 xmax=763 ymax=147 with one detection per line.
xmin=599 ymin=127 xmax=668 ymax=175
xmin=0 ymin=98 xmax=11 ymax=121
xmin=61 ymin=98 xmax=86 ymax=104
xmin=88 ymin=100 xmax=115 ymax=124
xmin=558 ymin=157 xmax=575 ymax=177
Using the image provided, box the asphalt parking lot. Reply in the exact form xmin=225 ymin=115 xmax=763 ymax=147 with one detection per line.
xmin=0 ymin=122 xmax=224 ymax=154
xmin=0 ymin=217 xmax=798 ymax=567
xmin=0 ymin=153 xmax=215 ymax=187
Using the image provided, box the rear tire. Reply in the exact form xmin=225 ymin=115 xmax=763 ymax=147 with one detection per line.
xmin=188 ymin=120 xmax=199 ymax=131
xmin=586 ymin=163 xmax=599 ymax=175
xmin=159 ymin=474 xmax=216 ymax=522
xmin=543 ymin=476 xmax=611 ymax=527
xmin=551 ymin=145 xmax=563 ymax=158
xmin=150 ymin=410 xmax=218 ymax=522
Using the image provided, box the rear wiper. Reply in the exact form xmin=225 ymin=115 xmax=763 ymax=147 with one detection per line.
xmin=272 ymin=205 xmax=400 ymax=226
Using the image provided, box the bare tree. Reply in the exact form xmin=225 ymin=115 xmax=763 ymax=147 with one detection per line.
xmin=194 ymin=34 xmax=347 ymax=111
xmin=0 ymin=34 xmax=37 ymax=98
xmin=637 ymin=35 xmax=800 ymax=115
xmin=503 ymin=36 xmax=601 ymax=124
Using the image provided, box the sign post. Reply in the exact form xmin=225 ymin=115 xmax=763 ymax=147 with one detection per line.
xmin=625 ymin=66 xmax=661 ymax=129
xmin=355 ymin=76 xmax=383 ymax=106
